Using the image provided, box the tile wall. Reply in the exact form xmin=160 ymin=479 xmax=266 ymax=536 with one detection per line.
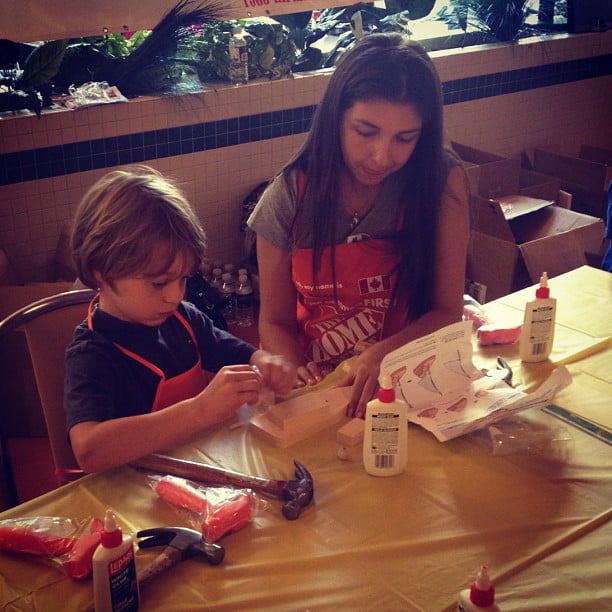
xmin=1 ymin=31 xmax=611 ymax=282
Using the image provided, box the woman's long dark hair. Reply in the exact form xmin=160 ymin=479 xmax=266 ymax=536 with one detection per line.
xmin=284 ymin=33 xmax=450 ymax=322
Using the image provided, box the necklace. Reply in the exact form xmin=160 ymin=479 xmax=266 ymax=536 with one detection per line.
xmin=349 ymin=211 xmax=361 ymax=230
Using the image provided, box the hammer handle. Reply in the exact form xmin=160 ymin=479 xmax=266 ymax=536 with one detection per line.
xmin=131 ymin=453 xmax=285 ymax=498
xmin=138 ymin=547 xmax=182 ymax=585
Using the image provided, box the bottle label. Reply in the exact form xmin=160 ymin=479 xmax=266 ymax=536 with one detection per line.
xmin=370 ymin=413 xmax=400 ymax=468
xmin=526 ymin=305 xmax=554 ymax=355
xmin=229 ymin=43 xmax=247 ymax=63
xmin=107 ymin=547 xmax=139 ymax=610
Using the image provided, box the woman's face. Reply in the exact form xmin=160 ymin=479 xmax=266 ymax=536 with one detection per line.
xmin=340 ymin=98 xmax=423 ymax=188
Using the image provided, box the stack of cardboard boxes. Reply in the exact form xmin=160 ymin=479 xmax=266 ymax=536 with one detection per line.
xmin=532 ymin=145 xmax=612 ymax=220
xmin=453 ymin=143 xmax=606 ymax=303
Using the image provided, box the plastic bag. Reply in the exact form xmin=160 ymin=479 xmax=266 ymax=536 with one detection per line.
xmin=150 ymin=475 xmax=253 ymax=542
xmin=463 ymin=295 xmax=522 ymax=346
xmin=0 ymin=515 xmax=103 ymax=579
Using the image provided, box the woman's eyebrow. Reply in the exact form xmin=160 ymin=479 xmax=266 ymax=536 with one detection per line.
xmin=353 ymin=118 xmax=421 ymax=135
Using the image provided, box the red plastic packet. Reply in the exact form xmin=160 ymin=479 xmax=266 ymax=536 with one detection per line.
xmin=152 ymin=475 xmax=252 ymax=542
xmin=0 ymin=516 xmax=104 ymax=579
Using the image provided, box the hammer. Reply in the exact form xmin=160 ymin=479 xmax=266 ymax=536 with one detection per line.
xmin=136 ymin=526 xmax=224 ymax=586
xmin=131 ymin=454 xmax=314 ymax=520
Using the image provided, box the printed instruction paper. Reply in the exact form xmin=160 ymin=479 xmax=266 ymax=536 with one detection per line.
xmin=380 ymin=320 xmax=572 ymax=441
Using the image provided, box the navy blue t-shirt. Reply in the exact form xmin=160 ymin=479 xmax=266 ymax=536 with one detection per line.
xmin=64 ymin=300 xmax=256 ymax=432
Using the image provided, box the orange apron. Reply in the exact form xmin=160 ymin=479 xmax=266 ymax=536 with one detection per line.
xmin=88 ymin=297 xmax=205 ymax=412
xmin=292 ymin=238 xmax=406 ymax=371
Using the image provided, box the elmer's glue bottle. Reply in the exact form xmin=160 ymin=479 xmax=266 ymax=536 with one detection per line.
xmin=457 ymin=564 xmax=501 ymax=612
xmin=363 ymin=372 xmax=408 ymax=476
xmin=519 ymin=271 xmax=556 ymax=362
xmin=92 ymin=509 xmax=139 ymax=611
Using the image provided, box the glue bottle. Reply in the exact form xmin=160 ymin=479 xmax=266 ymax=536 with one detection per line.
xmin=363 ymin=372 xmax=408 ymax=476
xmin=92 ymin=509 xmax=139 ymax=611
xmin=457 ymin=564 xmax=501 ymax=611
xmin=519 ymin=271 xmax=556 ymax=362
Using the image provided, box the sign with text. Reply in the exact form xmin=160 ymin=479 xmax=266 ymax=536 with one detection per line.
xmin=1 ymin=0 xmax=367 ymax=43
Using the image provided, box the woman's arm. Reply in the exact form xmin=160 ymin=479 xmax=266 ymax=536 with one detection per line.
xmin=342 ymin=164 xmax=470 ymax=416
xmin=256 ymin=235 xmax=321 ymax=386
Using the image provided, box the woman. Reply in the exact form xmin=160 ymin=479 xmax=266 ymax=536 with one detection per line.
xmin=248 ymin=33 xmax=469 ymax=417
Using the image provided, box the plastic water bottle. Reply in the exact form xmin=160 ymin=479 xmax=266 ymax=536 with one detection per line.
xmin=229 ymin=26 xmax=248 ymax=85
xmin=220 ymin=272 xmax=236 ymax=324
xmin=211 ymin=267 xmax=223 ymax=290
xmin=235 ymin=273 xmax=255 ymax=327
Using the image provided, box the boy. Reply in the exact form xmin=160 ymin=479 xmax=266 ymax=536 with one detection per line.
xmin=66 ymin=165 xmax=295 ymax=473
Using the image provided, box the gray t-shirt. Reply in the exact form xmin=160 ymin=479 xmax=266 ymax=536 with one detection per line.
xmin=247 ymin=169 xmax=403 ymax=250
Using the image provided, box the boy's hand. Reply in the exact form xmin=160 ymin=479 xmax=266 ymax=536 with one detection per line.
xmin=250 ymin=351 xmax=296 ymax=397
xmin=199 ymin=365 xmax=263 ymax=420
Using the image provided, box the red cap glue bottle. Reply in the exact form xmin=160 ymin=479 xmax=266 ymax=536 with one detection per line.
xmin=519 ymin=271 xmax=556 ymax=363
xmin=363 ymin=372 xmax=408 ymax=476
xmin=92 ymin=509 xmax=139 ymax=611
xmin=457 ymin=564 xmax=501 ymax=612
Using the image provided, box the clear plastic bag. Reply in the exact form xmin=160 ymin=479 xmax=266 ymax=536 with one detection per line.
xmin=149 ymin=475 xmax=254 ymax=542
xmin=0 ymin=515 xmax=104 ymax=579
xmin=484 ymin=415 xmax=573 ymax=461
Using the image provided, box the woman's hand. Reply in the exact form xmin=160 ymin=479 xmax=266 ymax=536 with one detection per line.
xmin=339 ymin=348 xmax=382 ymax=418
xmin=295 ymin=361 xmax=323 ymax=388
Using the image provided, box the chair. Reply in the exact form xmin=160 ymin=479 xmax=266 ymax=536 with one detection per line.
xmin=0 ymin=288 xmax=95 ymax=489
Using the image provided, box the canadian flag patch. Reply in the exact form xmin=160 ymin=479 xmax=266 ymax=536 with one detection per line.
xmin=358 ymin=275 xmax=391 ymax=295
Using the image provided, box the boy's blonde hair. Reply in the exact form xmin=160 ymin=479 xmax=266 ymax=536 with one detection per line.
xmin=71 ymin=165 xmax=207 ymax=289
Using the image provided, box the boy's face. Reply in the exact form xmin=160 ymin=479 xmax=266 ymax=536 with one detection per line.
xmin=96 ymin=246 xmax=195 ymax=327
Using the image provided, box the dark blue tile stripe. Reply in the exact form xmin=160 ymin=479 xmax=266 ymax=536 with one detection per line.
xmin=1 ymin=55 xmax=610 ymax=187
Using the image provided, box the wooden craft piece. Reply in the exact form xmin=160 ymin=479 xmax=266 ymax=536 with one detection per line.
xmin=250 ymin=387 xmax=351 ymax=448
xmin=336 ymin=418 xmax=365 ymax=448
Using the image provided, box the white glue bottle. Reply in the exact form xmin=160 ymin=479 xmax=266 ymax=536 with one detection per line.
xmin=92 ymin=509 xmax=139 ymax=611
xmin=519 ymin=271 xmax=556 ymax=362
xmin=457 ymin=564 xmax=501 ymax=612
xmin=363 ymin=372 xmax=408 ymax=476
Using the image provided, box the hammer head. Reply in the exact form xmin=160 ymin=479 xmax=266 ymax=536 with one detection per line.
xmin=280 ymin=460 xmax=314 ymax=520
xmin=137 ymin=526 xmax=225 ymax=565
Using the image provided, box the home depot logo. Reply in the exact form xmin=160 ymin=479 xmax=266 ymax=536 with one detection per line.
xmin=358 ymin=275 xmax=391 ymax=295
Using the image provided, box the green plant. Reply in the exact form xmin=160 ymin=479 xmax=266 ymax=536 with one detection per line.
xmin=0 ymin=39 xmax=67 ymax=116
xmin=450 ymin=0 xmax=533 ymax=42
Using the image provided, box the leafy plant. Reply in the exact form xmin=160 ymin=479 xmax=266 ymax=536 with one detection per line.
xmin=449 ymin=0 xmax=534 ymax=42
xmin=0 ymin=39 xmax=67 ymax=116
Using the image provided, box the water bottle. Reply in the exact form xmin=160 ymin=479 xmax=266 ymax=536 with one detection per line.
xmin=229 ymin=26 xmax=248 ymax=85
xmin=224 ymin=262 xmax=237 ymax=283
xmin=235 ymin=273 xmax=255 ymax=327
xmin=220 ymin=272 xmax=236 ymax=324
xmin=211 ymin=267 xmax=223 ymax=290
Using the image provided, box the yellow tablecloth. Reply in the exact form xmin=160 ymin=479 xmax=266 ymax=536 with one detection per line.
xmin=1 ymin=266 xmax=610 ymax=611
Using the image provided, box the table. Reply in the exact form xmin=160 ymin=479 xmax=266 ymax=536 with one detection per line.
xmin=1 ymin=266 xmax=610 ymax=611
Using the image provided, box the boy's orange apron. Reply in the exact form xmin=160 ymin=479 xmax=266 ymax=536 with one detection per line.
xmin=291 ymin=177 xmax=408 ymax=371
xmin=88 ymin=297 xmax=205 ymax=412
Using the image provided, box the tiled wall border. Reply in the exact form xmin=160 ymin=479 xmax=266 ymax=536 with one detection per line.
xmin=1 ymin=53 xmax=611 ymax=187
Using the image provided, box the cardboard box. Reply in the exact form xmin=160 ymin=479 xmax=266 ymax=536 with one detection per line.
xmin=466 ymin=200 xmax=605 ymax=303
xmin=533 ymin=147 xmax=610 ymax=219
xmin=0 ymin=282 xmax=73 ymax=436
xmin=452 ymin=142 xmax=563 ymax=203
xmin=464 ymin=153 xmax=604 ymax=303
xmin=451 ymin=141 xmax=511 ymax=195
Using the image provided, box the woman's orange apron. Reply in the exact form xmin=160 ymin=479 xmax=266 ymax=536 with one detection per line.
xmin=291 ymin=174 xmax=408 ymax=370
xmin=88 ymin=297 xmax=205 ymax=412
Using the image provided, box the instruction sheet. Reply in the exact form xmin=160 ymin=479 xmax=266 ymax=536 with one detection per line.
xmin=380 ymin=320 xmax=572 ymax=441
